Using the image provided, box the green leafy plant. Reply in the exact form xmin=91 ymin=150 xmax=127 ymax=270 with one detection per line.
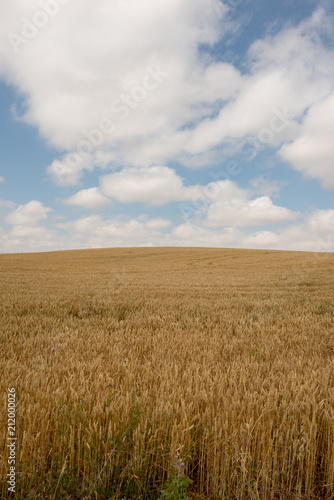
xmin=159 ymin=451 xmax=192 ymax=500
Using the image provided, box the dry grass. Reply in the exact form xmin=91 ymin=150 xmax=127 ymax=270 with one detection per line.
xmin=0 ymin=247 xmax=334 ymax=499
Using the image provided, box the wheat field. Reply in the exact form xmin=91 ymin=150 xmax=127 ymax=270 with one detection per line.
xmin=0 ymin=247 xmax=334 ymax=499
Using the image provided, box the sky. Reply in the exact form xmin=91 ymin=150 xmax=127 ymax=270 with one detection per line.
xmin=0 ymin=0 xmax=333 ymax=253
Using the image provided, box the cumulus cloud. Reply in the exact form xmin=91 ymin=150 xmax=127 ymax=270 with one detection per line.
xmin=100 ymin=166 xmax=185 ymax=205
xmin=178 ymin=9 xmax=334 ymax=156
xmin=242 ymin=210 xmax=334 ymax=252
xmin=172 ymin=209 xmax=334 ymax=252
xmin=6 ymin=200 xmax=52 ymax=225
xmin=65 ymin=187 xmax=109 ymax=209
xmin=243 ymin=230 xmax=280 ymax=248
xmin=46 ymin=153 xmax=95 ymax=186
xmin=0 ymin=0 xmax=235 ymax=181
xmin=55 ymin=214 xmax=173 ymax=248
xmin=67 ymin=167 xmax=297 ymax=229
xmin=0 ymin=225 xmax=57 ymax=253
xmin=206 ymin=194 xmax=297 ymax=227
xmin=279 ymin=92 xmax=334 ymax=189
xmin=1 ymin=2 xmax=333 ymax=188
xmin=172 ymin=222 xmax=241 ymax=247
xmin=0 ymin=3 xmax=333 ymax=254
xmin=69 ymin=165 xmax=204 ymax=208
xmin=306 ymin=209 xmax=334 ymax=236
xmin=1 ymin=204 xmax=333 ymax=253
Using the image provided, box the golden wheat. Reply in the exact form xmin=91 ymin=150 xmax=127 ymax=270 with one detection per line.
xmin=0 ymin=247 xmax=333 ymax=499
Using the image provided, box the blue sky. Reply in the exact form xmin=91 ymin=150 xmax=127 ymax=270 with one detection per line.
xmin=0 ymin=0 xmax=333 ymax=253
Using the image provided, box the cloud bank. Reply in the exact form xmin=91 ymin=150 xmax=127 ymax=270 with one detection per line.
xmin=0 ymin=2 xmax=333 ymax=253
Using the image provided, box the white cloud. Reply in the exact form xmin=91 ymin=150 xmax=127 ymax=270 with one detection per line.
xmin=0 ymin=225 xmax=57 ymax=253
xmin=6 ymin=200 xmax=52 ymax=225
xmin=279 ymin=92 xmax=334 ymax=189
xmin=249 ymin=176 xmax=285 ymax=197
xmin=306 ymin=209 xmax=334 ymax=236
xmin=1 ymin=206 xmax=333 ymax=253
xmin=244 ymin=230 xmax=280 ymax=248
xmin=3 ymin=3 xmax=333 ymax=186
xmin=242 ymin=209 xmax=334 ymax=252
xmin=67 ymin=166 xmax=298 ymax=228
xmin=206 ymin=194 xmax=298 ymax=227
xmin=0 ymin=177 xmax=4 ymax=182
xmin=0 ymin=4 xmax=333 ymax=254
xmin=182 ymin=9 xmax=334 ymax=156
xmin=145 ymin=218 xmax=172 ymax=230
xmin=9 ymin=224 xmax=54 ymax=239
xmin=52 ymin=209 xmax=334 ymax=251
xmin=172 ymin=222 xmax=241 ymax=247
xmin=55 ymin=214 xmax=173 ymax=248
xmin=0 ymin=0 xmax=236 ymax=185
xmin=0 ymin=199 xmax=16 ymax=208
xmin=100 ymin=166 xmax=185 ymax=205
xmin=65 ymin=187 xmax=109 ymax=209
xmin=46 ymin=153 xmax=94 ymax=186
